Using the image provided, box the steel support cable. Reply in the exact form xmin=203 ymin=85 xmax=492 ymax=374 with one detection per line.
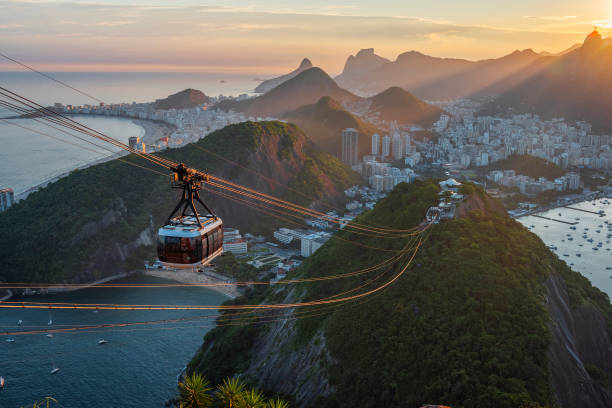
xmin=0 ymin=99 xmax=126 ymax=155
xmin=0 ymin=52 xmax=104 ymax=103
xmin=0 ymin=52 xmax=423 ymax=235
xmin=202 ymin=184 xmax=430 ymax=250
xmin=206 ymin=174 xmax=422 ymax=235
xmin=0 ymin=250 xmax=411 ymax=337
xmin=0 ymin=231 xmax=421 ymax=292
xmin=0 ymin=235 xmax=423 ymax=311
xmin=205 ymin=179 xmax=418 ymax=238
xmin=1 ymin=88 xmax=423 ymax=237
xmin=0 ymin=118 xmax=171 ymax=178
xmin=192 ymin=143 xmax=422 ymax=233
xmin=1 ymin=58 xmax=425 ymax=235
xmin=0 ymin=87 xmax=174 ymax=170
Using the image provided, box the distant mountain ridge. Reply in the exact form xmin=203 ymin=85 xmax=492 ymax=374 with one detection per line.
xmin=254 ymin=58 xmax=313 ymax=94
xmin=482 ymin=32 xmax=612 ymax=130
xmin=153 ymin=88 xmax=209 ymax=110
xmin=214 ymin=67 xmax=360 ymax=118
xmin=335 ymin=48 xmax=544 ymax=99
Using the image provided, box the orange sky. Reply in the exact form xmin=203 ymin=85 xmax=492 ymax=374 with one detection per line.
xmin=0 ymin=1 xmax=609 ymax=75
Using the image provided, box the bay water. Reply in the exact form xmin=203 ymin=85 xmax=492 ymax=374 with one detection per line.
xmin=0 ymin=275 xmax=228 ymax=407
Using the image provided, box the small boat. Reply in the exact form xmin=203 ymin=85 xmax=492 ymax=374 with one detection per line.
xmin=576 ymin=254 xmax=581 ymax=257
xmin=46 ymin=334 xmax=53 ymax=338
xmin=5 ymin=338 xmax=14 ymax=343
xmin=1 ymin=376 xmax=4 ymax=389
xmin=50 ymin=367 xmax=59 ymax=375
xmin=98 ymin=339 xmax=108 ymax=345
xmin=48 ymin=320 xmax=52 ymax=326
xmin=17 ymin=320 xmax=22 ymax=326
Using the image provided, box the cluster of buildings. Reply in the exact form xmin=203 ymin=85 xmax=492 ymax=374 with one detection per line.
xmin=341 ymin=125 xmax=421 ymax=192
xmin=488 ymin=169 xmax=581 ymax=195
xmin=424 ymin=101 xmax=612 ymax=171
xmin=222 ymin=228 xmax=248 ymax=255
xmin=0 ymin=188 xmax=14 ymax=212
xmin=52 ymin=95 xmax=262 ymax=150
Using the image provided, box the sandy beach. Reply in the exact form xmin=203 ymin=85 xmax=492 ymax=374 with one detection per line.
xmin=143 ymin=268 xmax=240 ymax=299
xmin=130 ymin=118 xmax=175 ymax=146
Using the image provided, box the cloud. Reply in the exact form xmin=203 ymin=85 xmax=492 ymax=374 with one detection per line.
xmin=523 ymin=15 xmax=577 ymax=21
xmin=94 ymin=20 xmax=136 ymax=26
xmin=0 ymin=24 xmax=24 ymax=29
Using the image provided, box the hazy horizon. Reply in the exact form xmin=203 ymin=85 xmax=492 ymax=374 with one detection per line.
xmin=1 ymin=0 xmax=611 ymax=75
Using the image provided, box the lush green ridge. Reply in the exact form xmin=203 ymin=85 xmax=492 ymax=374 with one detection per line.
xmin=0 ymin=121 xmax=359 ymax=283
xmin=485 ymin=154 xmax=565 ymax=181
xmin=188 ymin=181 xmax=612 ymax=408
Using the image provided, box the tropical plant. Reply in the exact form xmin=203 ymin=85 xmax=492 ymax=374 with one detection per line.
xmin=266 ymin=397 xmax=290 ymax=408
xmin=179 ymin=373 xmax=213 ymax=408
xmin=216 ymin=377 xmax=246 ymax=408
xmin=237 ymin=389 xmax=267 ymax=408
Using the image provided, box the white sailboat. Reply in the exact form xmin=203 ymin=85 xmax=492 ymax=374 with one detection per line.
xmin=50 ymin=360 xmax=59 ymax=375
xmin=17 ymin=319 xmax=22 ymax=326
xmin=98 ymin=339 xmax=108 ymax=345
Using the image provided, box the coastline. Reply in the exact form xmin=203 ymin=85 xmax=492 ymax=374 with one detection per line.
xmin=14 ymin=117 xmax=172 ymax=202
xmin=143 ymin=269 xmax=240 ymax=299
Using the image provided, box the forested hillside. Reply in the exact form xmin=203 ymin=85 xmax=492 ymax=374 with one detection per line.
xmin=0 ymin=121 xmax=360 ymax=284
xmin=188 ymin=182 xmax=612 ymax=408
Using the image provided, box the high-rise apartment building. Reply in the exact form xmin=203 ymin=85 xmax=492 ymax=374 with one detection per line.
xmin=341 ymin=128 xmax=359 ymax=166
xmin=381 ymin=135 xmax=391 ymax=158
xmin=371 ymin=133 xmax=380 ymax=155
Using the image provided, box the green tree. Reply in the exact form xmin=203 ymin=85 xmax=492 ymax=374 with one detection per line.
xmin=237 ymin=389 xmax=267 ymax=408
xmin=179 ymin=373 xmax=213 ymax=408
xmin=217 ymin=377 xmax=246 ymax=408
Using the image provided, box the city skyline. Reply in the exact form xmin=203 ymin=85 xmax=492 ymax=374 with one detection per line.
xmin=2 ymin=0 xmax=612 ymax=74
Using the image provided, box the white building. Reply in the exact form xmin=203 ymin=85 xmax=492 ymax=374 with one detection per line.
xmin=223 ymin=228 xmax=248 ymax=254
xmin=300 ymin=233 xmax=329 ymax=257
xmin=392 ymin=132 xmax=403 ymax=160
xmin=382 ymin=135 xmax=391 ymax=158
xmin=371 ymin=133 xmax=380 ymax=155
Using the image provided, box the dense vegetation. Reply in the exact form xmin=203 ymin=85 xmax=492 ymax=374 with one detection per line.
xmin=484 ymin=154 xmax=564 ymax=181
xmin=189 ymin=181 xmax=612 ymax=408
xmin=0 ymin=121 xmax=359 ymax=283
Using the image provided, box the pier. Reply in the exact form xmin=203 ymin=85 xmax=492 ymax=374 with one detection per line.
xmin=563 ymin=206 xmax=605 ymax=216
xmin=532 ymin=214 xmax=578 ymax=225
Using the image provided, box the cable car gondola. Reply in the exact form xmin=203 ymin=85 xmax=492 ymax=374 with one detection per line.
xmin=157 ymin=164 xmax=223 ymax=268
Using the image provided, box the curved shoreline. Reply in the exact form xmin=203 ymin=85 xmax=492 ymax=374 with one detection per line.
xmin=13 ymin=117 xmax=172 ymax=202
xmin=143 ymin=269 xmax=239 ymax=299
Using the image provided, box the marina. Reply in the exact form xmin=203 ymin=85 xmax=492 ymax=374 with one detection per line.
xmin=518 ymin=198 xmax=612 ymax=298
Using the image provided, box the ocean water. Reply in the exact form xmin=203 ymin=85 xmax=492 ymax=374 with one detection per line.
xmin=0 ymin=71 xmax=263 ymax=106
xmin=0 ymin=275 xmax=228 ymax=407
xmin=517 ymin=198 xmax=612 ymax=298
xmin=0 ymin=115 xmax=145 ymax=195
xmin=0 ymin=70 xmax=263 ymax=196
